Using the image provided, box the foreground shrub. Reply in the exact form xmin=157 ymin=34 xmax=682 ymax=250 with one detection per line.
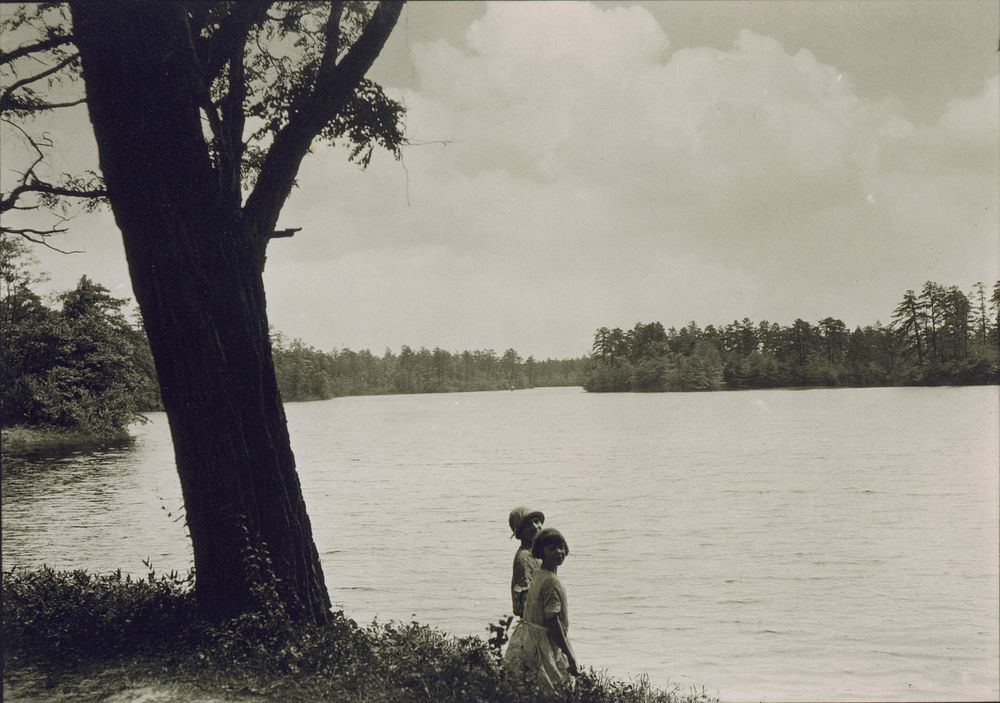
xmin=3 ymin=567 xmax=716 ymax=703
xmin=2 ymin=565 xmax=196 ymax=660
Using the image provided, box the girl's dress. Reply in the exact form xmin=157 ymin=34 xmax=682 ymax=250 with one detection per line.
xmin=503 ymin=569 xmax=574 ymax=695
xmin=510 ymin=545 xmax=540 ymax=616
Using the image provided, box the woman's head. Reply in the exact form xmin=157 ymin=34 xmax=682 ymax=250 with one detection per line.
xmin=509 ymin=507 xmax=545 ymax=541
xmin=531 ymin=526 xmax=569 ymax=560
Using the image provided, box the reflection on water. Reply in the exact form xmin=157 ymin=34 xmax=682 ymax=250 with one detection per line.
xmin=3 ymin=420 xmax=188 ymax=576
xmin=3 ymin=434 xmax=136 ymax=477
xmin=3 ymin=386 xmax=999 ymax=702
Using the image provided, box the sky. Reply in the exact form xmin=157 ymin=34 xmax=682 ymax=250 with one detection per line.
xmin=9 ymin=1 xmax=1000 ymax=360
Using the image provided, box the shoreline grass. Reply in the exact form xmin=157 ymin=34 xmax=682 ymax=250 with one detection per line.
xmin=1 ymin=425 xmax=132 ymax=454
xmin=3 ymin=566 xmax=717 ymax=703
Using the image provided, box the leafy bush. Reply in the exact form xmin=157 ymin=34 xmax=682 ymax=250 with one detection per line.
xmin=574 ymin=671 xmax=716 ymax=703
xmin=3 ymin=566 xmax=717 ymax=703
xmin=2 ymin=565 xmax=197 ymax=659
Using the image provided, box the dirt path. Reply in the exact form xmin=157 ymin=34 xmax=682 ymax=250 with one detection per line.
xmin=3 ymin=666 xmax=256 ymax=703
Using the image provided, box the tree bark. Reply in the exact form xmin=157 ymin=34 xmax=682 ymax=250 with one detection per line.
xmin=71 ymin=3 xmax=331 ymax=623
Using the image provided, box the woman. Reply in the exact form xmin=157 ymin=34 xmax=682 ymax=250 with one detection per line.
xmin=503 ymin=526 xmax=578 ymax=696
xmin=508 ymin=506 xmax=545 ymax=616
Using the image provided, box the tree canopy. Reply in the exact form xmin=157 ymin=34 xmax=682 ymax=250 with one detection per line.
xmin=1 ymin=2 xmax=403 ymax=248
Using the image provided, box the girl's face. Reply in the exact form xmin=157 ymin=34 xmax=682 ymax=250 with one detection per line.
xmin=541 ymin=540 xmax=567 ymax=568
xmin=521 ymin=517 xmax=543 ymax=541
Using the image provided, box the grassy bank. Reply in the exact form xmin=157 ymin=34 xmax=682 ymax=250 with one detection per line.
xmin=1 ymin=426 xmax=132 ymax=454
xmin=2 ymin=567 xmax=715 ymax=703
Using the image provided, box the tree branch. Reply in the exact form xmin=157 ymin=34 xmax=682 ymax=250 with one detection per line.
xmin=3 ymin=182 xmax=107 ymax=210
xmin=200 ymin=2 xmax=269 ymax=84
xmin=175 ymin=4 xmax=266 ymax=213
xmin=217 ymin=6 xmax=267 ymax=213
xmin=319 ymin=2 xmax=345 ymax=76
xmin=0 ymin=96 xmax=86 ymax=113
xmin=243 ymin=1 xmax=404 ymax=250
xmin=185 ymin=4 xmax=214 ymax=53
xmin=171 ymin=7 xmax=227 ymax=155
xmin=313 ymin=3 xmax=400 ymax=101
xmin=2 ymin=225 xmax=66 ymax=236
xmin=0 ymin=52 xmax=79 ymax=110
xmin=1 ymin=118 xmax=106 ymax=213
xmin=0 ymin=34 xmax=73 ymax=66
xmin=1 ymin=227 xmax=83 ymax=255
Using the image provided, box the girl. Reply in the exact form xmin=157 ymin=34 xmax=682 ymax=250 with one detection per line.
xmin=508 ymin=506 xmax=545 ymax=616
xmin=504 ymin=527 xmax=578 ymax=696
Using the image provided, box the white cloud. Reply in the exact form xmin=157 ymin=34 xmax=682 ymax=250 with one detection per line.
xmin=404 ymin=12 xmax=896 ymax=230
xmin=264 ymin=1 xmax=998 ymax=356
xmin=939 ymin=75 xmax=1000 ymax=144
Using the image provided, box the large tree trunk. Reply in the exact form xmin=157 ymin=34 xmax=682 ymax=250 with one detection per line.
xmin=72 ymin=4 xmax=331 ymax=623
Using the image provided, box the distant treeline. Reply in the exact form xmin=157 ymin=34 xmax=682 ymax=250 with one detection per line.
xmin=585 ymin=281 xmax=1000 ymax=392
xmin=3 ymin=237 xmax=997 ymax=435
xmin=272 ymin=335 xmax=584 ymax=402
xmin=0 ymin=238 xmax=583 ymax=435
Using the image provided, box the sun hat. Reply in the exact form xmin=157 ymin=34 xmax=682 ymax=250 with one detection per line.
xmin=508 ymin=506 xmax=545 ymax=537
xmin=531 ymin=527 xmax=569 ymax=559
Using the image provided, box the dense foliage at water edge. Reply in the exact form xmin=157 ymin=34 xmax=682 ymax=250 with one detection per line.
xmin=2 ymin=566 xmax=716 ymax=703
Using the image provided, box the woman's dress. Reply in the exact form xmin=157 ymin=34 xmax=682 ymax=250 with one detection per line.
xmin=510 ymin=546 xmax=539 ymax=616
xmin=503 ymin=569 xmax=574 ymax=695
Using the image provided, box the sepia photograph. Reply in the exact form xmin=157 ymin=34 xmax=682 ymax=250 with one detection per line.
xmin=2 ymin=2 xmax=998 ymax=701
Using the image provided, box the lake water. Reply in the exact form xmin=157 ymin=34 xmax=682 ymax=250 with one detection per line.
xmin=3 ymin=386 xmax=998 ymax=701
